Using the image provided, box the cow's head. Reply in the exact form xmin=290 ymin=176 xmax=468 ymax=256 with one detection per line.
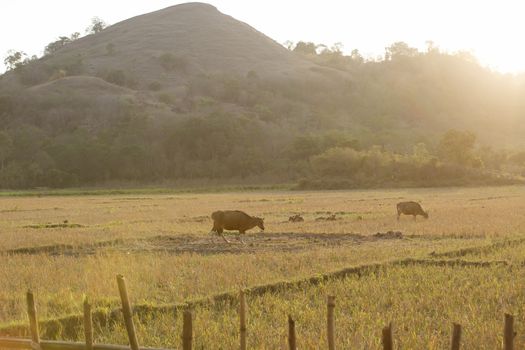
xmin=423 ymin=211 xmax=429 ymax=219
xmin=255 ymin=217 xmax=265 ymax=231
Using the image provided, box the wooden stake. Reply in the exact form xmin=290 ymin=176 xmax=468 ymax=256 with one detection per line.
xmin=116 ymin=275 xmax=140 ymax=350
xmin=288 ymin=315 xmax=296 ymax=350
xmin=382 ymin=322 xmax=393 ymax=350
xmin=84 ymin=297 xmax=94 ymax=350
xmin=451 ymin=323 xmax=461 ymax=350
xmin=26 ymin=290 xmax=40 ymax=348
xmin=182 ymin=310 xmax=193 ymax=350
xmin=239 ymin=290 xmax=247 ymax=350
xmin=327 ymin=295 xmax=336 ymax=350
xmin=504 ymin=314 xmax=514 ymax=350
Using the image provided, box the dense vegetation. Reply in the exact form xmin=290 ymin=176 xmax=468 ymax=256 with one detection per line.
xmin=1 ymin=36 xmax=524 ymax=188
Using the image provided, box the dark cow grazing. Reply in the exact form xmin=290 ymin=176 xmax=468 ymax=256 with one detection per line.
xmin=396 ymin=201 xmax=428 ymax=220
xmin=210 ymin=210 xmax=264 ymax=243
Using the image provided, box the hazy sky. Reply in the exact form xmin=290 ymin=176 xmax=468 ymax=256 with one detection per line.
xmin=2 ymin=0 xmax=525 ymax=74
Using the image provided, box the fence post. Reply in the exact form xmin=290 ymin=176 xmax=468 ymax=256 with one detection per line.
xmin=288 ymin=315 xmax=297 ymax=350
xmin=327 ymin=295 xmax=335 ymax=350
xmin=84 ymin=297 xmax=94 ymax=350
xmin=504 ymin=314 xmax=514 ymax=350
xmin=451 ymin=323 xmax=461 ymax=350
xmin=239 ymin=290 xmax=247 ymax=350
xmin=182 ymin=310 xmax=193 ymax=350
xmin=382 ymin=322 xmax=393 ymax=350
xmin=26 ymin=290 xmax=41 ymax=349
xmin=116 ymin=275 xmax=140 ymax=350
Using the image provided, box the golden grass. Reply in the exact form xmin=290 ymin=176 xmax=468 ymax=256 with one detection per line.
xmin=1 ymin=185 xmax=524 ymax=250
xmin=450 ymin=240 xmax=525 ymax=263
xmin=90 ymin=264 xmax=525 ymax=349
xmin=0 ymin=185 xmax=524 ymax=340
xmin=0 ymin=238 xmax=473 ymax=324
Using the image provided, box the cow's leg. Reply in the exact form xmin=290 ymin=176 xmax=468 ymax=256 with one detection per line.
xmin=236 ymin=231 xmax=246 ymax=245
xmin=220 ymin=234 xmax=231 ymax=243
xmin=217 ymin=228 xmax=231 ymax=244
xmin=209 ymin=222 xmax=220 ymax=235
xmin=209 ymin=225 xmax=217 ymax=243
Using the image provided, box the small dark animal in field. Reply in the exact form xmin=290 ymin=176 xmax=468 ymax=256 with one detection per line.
xmin=374 ymin=230 xmax=403 ymax=239
xmin=396 ymin=201 xmax=428 ymax=220
xmin=315 ymin=214 xmax=337 ymax=221
xmin=289 ymin=214 xmax=304 ymax=222
xmin=210 ymin=210 xmax=264 ymax=244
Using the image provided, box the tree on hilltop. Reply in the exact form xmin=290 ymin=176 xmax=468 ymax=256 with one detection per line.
xmin=86 ymin=17 xmax=107 ymax=34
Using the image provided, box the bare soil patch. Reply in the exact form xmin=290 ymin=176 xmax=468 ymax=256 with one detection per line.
xmin=2 ymin=231 xmax=413 ymax=256
xmin=124 ymin=232 xmax=369 ymax=254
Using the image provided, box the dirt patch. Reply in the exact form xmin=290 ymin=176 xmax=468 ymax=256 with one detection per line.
xmin=177 ymin=216 xmax=209 ymax=223
xmin=23 ymin=222 xmax=85 ymax=229
xmin=288 ymin=214 xmax=304 ymax=222
xmin=373 ymin=231 xmax=403 ymax=239
xmin=3 ymin=239 xmax=124 ymax=256
xmin=2 ymin=231 xmax=410 ymax=257
xmin=315 ymin=214 xmax=339 ymax=221
xmin=100 ymin=231 xmax=410 ymax=255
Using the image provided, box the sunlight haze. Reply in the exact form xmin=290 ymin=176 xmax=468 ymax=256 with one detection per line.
xmin=1 ymin=0 xmax=525 ymax=74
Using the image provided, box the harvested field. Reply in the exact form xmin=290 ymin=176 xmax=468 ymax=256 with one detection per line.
xmin=0 ymin=185 xmax=524 ymax=348
xmin=1 ymin=185 xmax=524 ymax=251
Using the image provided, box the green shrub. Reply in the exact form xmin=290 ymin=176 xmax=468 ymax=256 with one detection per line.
xmin=106 ymin=43 xmax=115 ymax=55
xmin=148 ymin=81 xmax=162 ymax=91
xmin=157 ymin=93 xmax=175 ymax=105
xmin=16 ymin=62 xmax=53 ymax=86
xmin=159 ymin=53 xmax=188 ymax=72
xmin=104 ymin=70 xmax=126 ymax=86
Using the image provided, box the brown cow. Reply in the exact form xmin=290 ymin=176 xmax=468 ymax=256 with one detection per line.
xmin=210 ymin=210 xmax=264 ymax=243
xmin=396 ymin=201 xmax=428 ymax=220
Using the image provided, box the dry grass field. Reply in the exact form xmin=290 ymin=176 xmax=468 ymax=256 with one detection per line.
xmin=1 ymin=185 xmax=524 ymax=347
xmin=2 ymin=185 xmax=524 ymax=250
xmin=97 ymin=264 xmax=525 ymax=349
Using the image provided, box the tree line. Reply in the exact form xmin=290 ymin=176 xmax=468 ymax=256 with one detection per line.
xmin=0 ymin=35 xmax=524 ymax=188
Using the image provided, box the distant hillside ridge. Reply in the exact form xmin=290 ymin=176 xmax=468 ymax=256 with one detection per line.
xmin=31 ymin=2 xmax=316 ymax=89
xmin=0 ymin=2 xmax=524 ymax=189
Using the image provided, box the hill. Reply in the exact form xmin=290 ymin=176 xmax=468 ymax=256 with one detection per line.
xmin=0 ymin=2 xmax=524 ymax=189
xmin=2 ymin=3 xmax=319 ymax=90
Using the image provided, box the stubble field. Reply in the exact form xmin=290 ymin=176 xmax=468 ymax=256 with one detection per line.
xmin=1 ymin=185 xmax=525 ymax=348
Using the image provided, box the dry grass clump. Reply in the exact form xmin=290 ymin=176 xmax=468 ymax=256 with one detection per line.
xmin=90 ymin=264 xmax=525 ymax=349
xmin=453 ymin=241 xmax=525 ymax=263
xmin=0 ymin=237 xmax=473 ymax=324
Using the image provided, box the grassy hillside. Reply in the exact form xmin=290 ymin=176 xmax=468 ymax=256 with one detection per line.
xmin=0 ymin=2 xmax=524 ymax=189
